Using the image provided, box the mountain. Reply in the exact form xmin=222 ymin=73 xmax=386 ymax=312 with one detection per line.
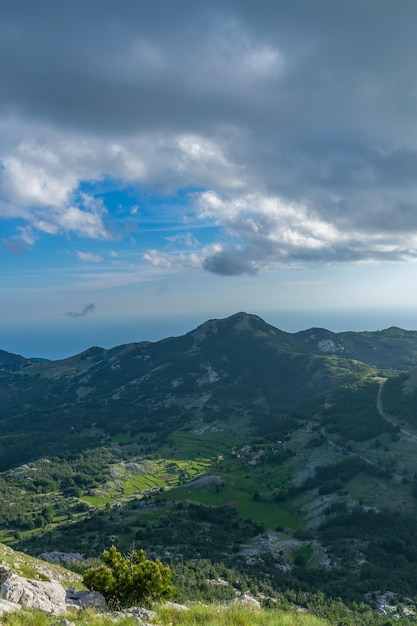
xmin=0 ymin=349 xmax=37 ymax=372
xmin=295 ymin=325 xmax=417 ymax=370
xmin=2 ymin=312 xmax=417 ymax=614
xmin=0 ymin=312 xmax=375 ymax=469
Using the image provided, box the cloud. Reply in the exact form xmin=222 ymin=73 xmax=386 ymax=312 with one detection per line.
xmin=65 ymin=303 xmax=96 ymax=318
xmin=203 ymin=248 xmax=257 ymax=276
xmin=140 ymin=189 xmax=417 ymax=275
xmin=76 ymin=251 xmax=103 ymax=263
xmin=3 ymin=2 xmax=417 ymax=272
xmin=2 ymin=238 xmax=30 ymax=254
xmin=165 ymin=233 xmax=199 ymax=247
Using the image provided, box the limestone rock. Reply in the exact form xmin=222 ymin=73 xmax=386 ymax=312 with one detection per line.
xmin=1 ymin=572 xmax=67 ymax=615
xmin=231 ymin=594 xmax=261 ymax=610
xmin=38 ymin=552 xmax=85 ymax=564
xmin=107 ymin=606 xmax=157 ymax=622
xmin=65 ymin=587 xmax=107 ymax=611
xmin=0 ymin=598 xmax=21 ymax=617
xmin=163 ymin=601 xmax=189 ymax=611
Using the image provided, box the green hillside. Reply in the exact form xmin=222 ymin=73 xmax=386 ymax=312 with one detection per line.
xmin=1 ymin=313 xmax=417 ymax=619
xmin=296 ymin=325 xmax=417 ymax=370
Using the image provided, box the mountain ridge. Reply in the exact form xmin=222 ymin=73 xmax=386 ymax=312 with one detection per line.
xmin=6 ymin=311 xmax=417 ymax=369
xmin=0 ymin=312 xmax=377 ymax=469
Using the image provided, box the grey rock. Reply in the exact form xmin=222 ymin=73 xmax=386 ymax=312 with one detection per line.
xmin=108 ymin=606 xmax=157 ymax=622
xmin=1 ymin=572 xmax=67 ymax=615
xmin=52 ymin=621 xmax=76 ymax=626
xmin=230 ymin=594 xmax=261 ymax=610
xmin=124 ymin=606 xmax=157 ymax=620
xmin=65 ymin=587 xmax=107 ymax=610
xmin=0 ymin=598 xmax=21 ymax=616
xmin=38 ymin=551 xmax=85 ymax=564
xmin=163 ymin=601 xmax=189 ymax=611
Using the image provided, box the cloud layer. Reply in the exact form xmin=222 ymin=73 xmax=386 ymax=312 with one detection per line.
xmin=2 ymin=1 xmax=417 ymax=274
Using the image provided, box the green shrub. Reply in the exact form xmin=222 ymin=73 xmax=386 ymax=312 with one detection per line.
xmin=83 ymin=545 xmax=175 ymax=607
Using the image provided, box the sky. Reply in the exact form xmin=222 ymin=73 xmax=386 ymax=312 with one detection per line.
xmin=2 ymin=1 xmax=417 ymax=359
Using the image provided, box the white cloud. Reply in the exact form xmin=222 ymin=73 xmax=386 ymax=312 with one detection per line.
xmin=76 ymin=250 xmax=103 ymax=263
xmin=139 ymin=190 xmax=417 ymax=276
xmin=143 ymin=249 xmax=174 ymax=269
xmin=195 ymin=190 xmax=340 ymax=251
xmin=0 ymin=121 xmax=249 ymax=248
xmin=1 ymin=155 xmax=74 ymax=208
xmin=165 ymin=232 xmax=199 ymax=247
xmin=59 ymin=206 xmax=108 ymax=239
xmin=175 ymin=134 xmax=245 ymax=189
xmin=16 ymin=226 xmax=37 ymax=246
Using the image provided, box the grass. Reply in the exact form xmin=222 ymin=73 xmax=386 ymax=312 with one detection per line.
xmin=2 ymin=603 xmax=330 ymax=626
xmin=160 ymin=481 xmax=300 ymax=530
xmin=0 ymin=543 xmax=83 ymax=586
xmin=292 ymin=545 xmax=314 ymax=565
xmin=156 ymin=442 xmax=303 ymax=530
xmin=157 ymin=603 xmax=329 ymax=626
xmin=122 ymin=456 xmax=213 ymax=495
xmin=81 ymin=495 xmax=113 ymax=506
xmin=1 ymin=607 xmax=136 ymax=625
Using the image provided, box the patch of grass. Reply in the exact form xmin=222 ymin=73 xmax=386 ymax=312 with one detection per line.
xmin=161 ymin=483 xmax=300 ymax=530
xmin=2 ymin=607 xmax=137 ymax=625
xmin=156 ymin=603 xmax=329 ymax=626
xmin=80 ymin=495 xmax=112 ymax=506
xmin=123 ymin=474 xmax=161 ymax=495
xmin=125 ymin=456 xmax=213 ymax=493
xmin=1 ymin=604 xmax=331 ymax=626
xmin=292 ymin=545 xmax=314 ymax=566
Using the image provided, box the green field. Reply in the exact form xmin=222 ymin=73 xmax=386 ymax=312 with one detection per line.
xmin=81 ymin=495 xmax=113 ymax=506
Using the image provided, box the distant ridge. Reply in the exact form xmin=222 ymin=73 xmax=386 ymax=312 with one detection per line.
xmin=4 ymin=312 xmax=417 ymax=370
xmin=295 ymin=324 xmax=417 ymax=369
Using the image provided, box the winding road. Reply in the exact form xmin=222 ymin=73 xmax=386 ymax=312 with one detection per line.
xmin=377 ymin=377 xmax=417 ymax=444
xmin=317 ymin=378 xmax=415 ymax=483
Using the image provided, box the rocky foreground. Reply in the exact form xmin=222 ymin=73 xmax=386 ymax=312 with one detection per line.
xmin=0 ymin=543 xmax=265 ymax=624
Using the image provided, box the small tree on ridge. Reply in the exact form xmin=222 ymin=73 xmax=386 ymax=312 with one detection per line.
xmin=83 ymin=545 xmax=175 ymax=607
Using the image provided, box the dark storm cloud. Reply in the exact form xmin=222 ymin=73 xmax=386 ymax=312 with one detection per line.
xmin=2 ymin=0 xmax=415 ymax=137
xmin=203 ymin=249 xmax=257 ymax=276
xmin=65 ymin=303 xmax=96 ymax=318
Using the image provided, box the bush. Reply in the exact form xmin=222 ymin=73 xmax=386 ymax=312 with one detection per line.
xmin=83 ymin=545 xmax=175 ymax=607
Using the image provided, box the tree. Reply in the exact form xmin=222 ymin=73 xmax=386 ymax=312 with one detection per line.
xmin=83 ymin=545 xmax=175 ymax=607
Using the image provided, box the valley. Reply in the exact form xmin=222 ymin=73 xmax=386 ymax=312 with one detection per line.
xmin=1 ymin=313 xmax=417 ymax=622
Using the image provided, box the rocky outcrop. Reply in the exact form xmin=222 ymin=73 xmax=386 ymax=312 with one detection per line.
xmin=38 ymin=552 xmax=85 ymax=564
xmin=0 ymin=572 xmax=107 ymax=616
xmin=65 ymin=587 xmax=107 ymax=611
xmin=230 ymin=593 xmax=261 ymax=610
xmin=1 ymin=571 xmax=67 ymax=615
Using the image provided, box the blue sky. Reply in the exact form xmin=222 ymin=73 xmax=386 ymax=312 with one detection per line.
xmin=2 ymin=1 xmax=417 ymax=359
